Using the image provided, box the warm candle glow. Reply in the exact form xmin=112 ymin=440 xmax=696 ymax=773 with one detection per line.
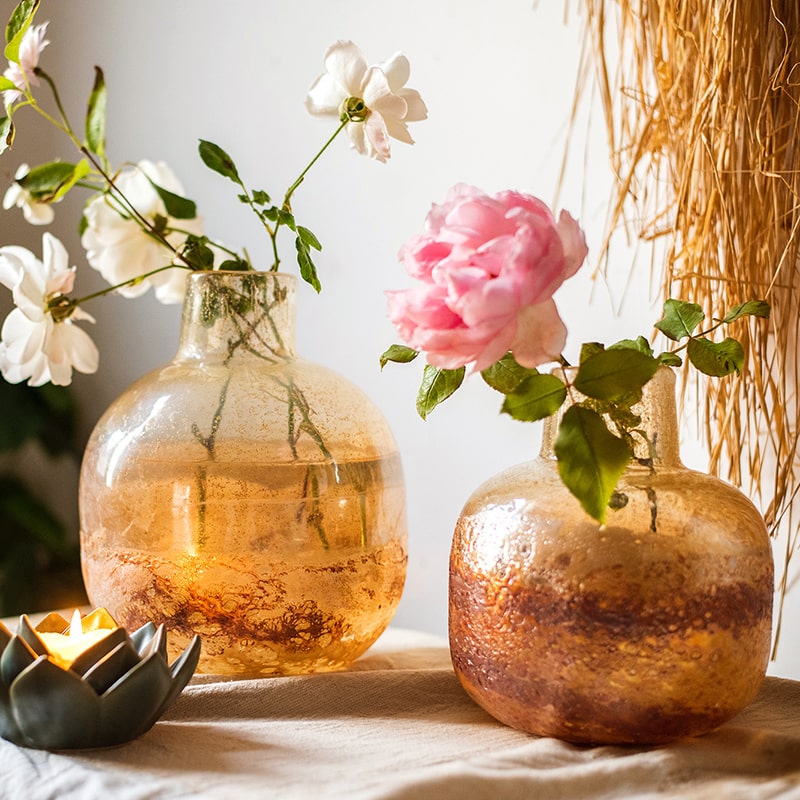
xmin=38 ymin=609 xmax=115 ymax=669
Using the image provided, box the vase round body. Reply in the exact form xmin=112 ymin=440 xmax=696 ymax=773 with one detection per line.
xmin=449 ymin=368 xmax=773 ymax=744
xmin=79 ymin=272 xmax=407 ymax=675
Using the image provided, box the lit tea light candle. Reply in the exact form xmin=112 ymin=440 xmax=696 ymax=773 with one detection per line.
xmin=37 ymin=609 xmax=115 ymax=670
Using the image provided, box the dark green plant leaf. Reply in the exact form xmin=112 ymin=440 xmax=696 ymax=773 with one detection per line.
xmin=217 ymin=258 xmax=250 ymax=272
xmin=722 ymin=300 xmax=771 ymax=323
xmin=654 ymin=299 xmax=705 ymax=341
xmin=687 ymin=337 xmax=745 ymax=377
xmin=18 ymin=161 xmax=85 ymax=202
xmin=4 ymin=0 xmax=39 ymax=62
xmin=481 ymin=352 xmax=539 ymax=393
xmin=251 ymin=189 xmax=270 ymax=205
xmin=554 ymin=406 xmax=632 ymax=524
xmin=380 ymin=344 xmax=419 ymax=369
xmin=609 ymin=336 xmax=654 ymax=356
xmin=579 ymin=342 xmax=605 ymax=362
xmin=181 ymin=235 xmax=214 ymax=270
xmin=276 ymin=208 xmax=295 ymax=230
xmin=198 ymin=139 xmax=240 ymax=182
xmin=416 ymin=364 xmax=465 ymax=420
xmin=501 ymin=373 xmax=567 ymax=422
xmin=658 ymin=351 xmax=683 ymax=367
xmin=85 ymin=66 xmax=106 ymax=157
xmin=297 ymin=225 xmax=322 ymax=251
xmin=0 ymin=382 xmax=76 ymax=456
xmin=573 ymin=349 xmax=660 ymax=402
xmin=145 ymin=175 xmax=196 ymax=220
xmin=295 ymin=236 xmax=321 ymax=292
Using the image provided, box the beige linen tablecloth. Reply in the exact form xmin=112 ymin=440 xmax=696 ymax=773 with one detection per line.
xmin=2 ymin=626 xmax=800 ymax=800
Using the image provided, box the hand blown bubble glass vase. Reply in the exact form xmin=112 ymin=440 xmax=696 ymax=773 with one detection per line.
xmin=448 ymin=367 xmax=773 ymax=744
xmin=79 ymin=271 xmax=408 ymax=675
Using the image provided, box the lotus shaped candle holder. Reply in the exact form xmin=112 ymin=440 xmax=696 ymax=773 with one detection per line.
xmin=0 ymin=608 xmax=200 ymax=750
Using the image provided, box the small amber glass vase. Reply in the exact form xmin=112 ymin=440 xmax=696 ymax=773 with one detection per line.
xmin=80 ymin=271 xmax=407 ymax=675
xmin=449 ymin=368 xmax=773 ymax=744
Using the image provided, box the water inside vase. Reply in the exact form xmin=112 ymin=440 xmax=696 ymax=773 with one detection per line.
xmin=80 ymin=449 xmax=407 ymax=674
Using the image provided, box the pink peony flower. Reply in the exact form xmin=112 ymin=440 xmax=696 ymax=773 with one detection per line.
xmin=386 ymin=184 xmax=588 ymax=372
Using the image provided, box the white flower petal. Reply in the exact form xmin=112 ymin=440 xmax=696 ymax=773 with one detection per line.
xmin=46 ymin=321 xmax=99 ymax=382
xmin=22 ymin=200 xmax=55 ymax=225
xmin=323 ymin=40 xmax=368 ymax=95
xmin=398 ymin=88 xmax=428 ymax=122
xmin=305 ymin=73 xmax=345 ymax=117
xmin=380 ymin=52 xmax=410 ymax=92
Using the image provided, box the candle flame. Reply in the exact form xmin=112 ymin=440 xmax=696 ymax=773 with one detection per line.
xmin=69 ymin=609 xmax=83 ymax=639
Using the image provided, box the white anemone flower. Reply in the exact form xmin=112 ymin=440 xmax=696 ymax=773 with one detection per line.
xmin=81 ymin=160 xmax=203 ymax=305
xmin=2 ymin=22 xmax=49 ymax=105
xmin=0 ymin=233 xmax=99 ymax=386
xmin=3 ymin=164 xmax=56 ymax=225
xmin=305 ymin=40 xmax=428 ymax=163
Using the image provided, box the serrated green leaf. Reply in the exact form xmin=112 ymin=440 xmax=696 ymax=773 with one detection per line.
xmin=416 ymin=364 xmax=465 ymax=420
xmin=380 ymin=344 xmax=419 ymax=369
xmin=481 ymin=352 xmax=538 ymax=393
xmin=251 ymin=189 xmax=270 ymax=205
xmin=574 ymin=349 xmax=660 ymax=402
xmin=295 ymin=236 xmax=321 ymax=292
xmin=654 ymin=299 xmax=705 ymax=341
xmin=198 ymin=139 xmax=240 ymax=182
xmin=554 ymin=406 xmax=632 ymax=524
xmin=579 ymin=342 xmax=605 ymax=362
xmin=4 ymin=0 xmax=39 ymax=63
xmin=262 ymin=206 xmax=279 ymax=222
xmin=146 ymin=176 xmax=197 ymax=220
xmin=501 ymin=373 xmax=567 ymax=422
xmin=658 ymin=351 xmax=683 ymax=367
xmin=297 ymin=225 xmax=322 ymax=251
xmin=609 ymin=336 xmax=654 ymax=356
xmin=722 ymin=300 xmax=771 ymax=323
xmin=85 ymin=66 xmax=106 ymax=157
xmin=687 ymin=337 xmax=744 ymax=377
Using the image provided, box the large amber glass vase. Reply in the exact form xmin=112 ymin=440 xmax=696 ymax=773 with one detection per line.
xmin=80 ymin=272 xmax=407 ymax=675
xmin=449 ymin=368 xmax=773 ymax=744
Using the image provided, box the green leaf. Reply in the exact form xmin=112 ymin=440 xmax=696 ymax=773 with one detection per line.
xmin=4 ymin=0 xmax=39 ymax=63
xmin=609 ymin=336 xmax=654 ymax=356
xmin=573 ymin=349 xmax=660 ymax=402
xmin=251 ymin=189 xmax=270 ymax=205
xmin=297 ymin=225 xmax=322 ymax=252
xmin=0 ymin=76 xmax=17 ymax=92
xmin=686 ymin=337 xmax=745 ymax=377
xmin=217 ymin=258 xmax=250 ymax=272
xmin=380 ymin=344 xmax=419 ymax=369
xmin=295 ymin=236 xmax=321 ymax=292
xmin=722 ymin=300 xmax=771 ymax=323
xmin=146 ymin=177 xmax=197 ymax=219
xmin=85 ymin=66 xmax=107 ymax=157
xmin=198 ymin=139 xmax=241 ymax=183
xmin=481 ymin=352 xmax=538 ymax=394
xmin=181 ymin=235 xmax=214 ymax=270
xmin=416 ymin=364 xmax=465 ymax=420
xmin=276 ymin=208 xmax=296 ymax=230
xmin=18 ymin=160 xmax=89 ymax=202
xmin=501 ymin=373 xmax=567 ymax=422
xmin=658 ymin=351 xmax=683 ymax=367
xmin=654 ymin=299 xmax=705 ymax=341
xmin=0 ymin=116 xmax=15 ymax=154
xmin=554 ymin=406 xmax=632 ymax=524
xmin=579 ymin=342 xmax=605 ymax=362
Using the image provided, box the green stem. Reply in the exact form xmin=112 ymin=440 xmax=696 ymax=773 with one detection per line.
xmin=283 ymin=118 xmax=348 ymax=206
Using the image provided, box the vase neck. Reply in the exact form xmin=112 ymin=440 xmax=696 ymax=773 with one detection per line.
xmin=540 ymin=367 xmax=683 ymax=468
xmin=176 ymin=271 xmax=297 ymax=362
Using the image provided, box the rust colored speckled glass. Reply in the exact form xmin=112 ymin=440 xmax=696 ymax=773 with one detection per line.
xmin=80 ymin=272 xmax=407 ymax=675
xmin=449 ymin=368 xmax=773 ymax=744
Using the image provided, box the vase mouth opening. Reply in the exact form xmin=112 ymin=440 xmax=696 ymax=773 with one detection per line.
xmin=185 ymin=269 xmax=297 ymax=286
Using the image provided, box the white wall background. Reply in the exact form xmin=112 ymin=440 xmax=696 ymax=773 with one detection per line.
xmin=3 ymin=0 xmax=798 ymax=677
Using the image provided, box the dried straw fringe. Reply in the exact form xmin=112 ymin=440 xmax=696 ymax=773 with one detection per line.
xmin=576 ymin=1 xmax=800 ymax=648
